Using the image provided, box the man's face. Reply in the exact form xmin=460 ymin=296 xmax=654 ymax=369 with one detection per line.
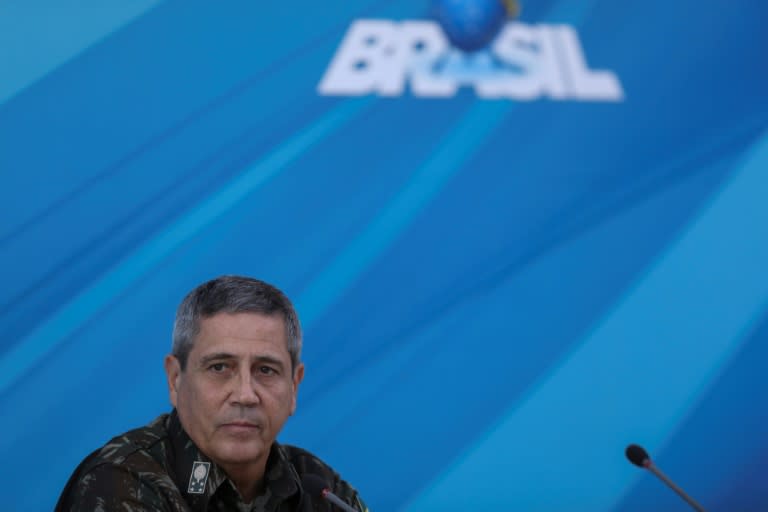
xmin=164 ymin=312 xmax=304 ymax=471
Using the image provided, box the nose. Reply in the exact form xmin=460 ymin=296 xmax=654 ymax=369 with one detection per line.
xmin=231 ymin=369 xmax=260 ymax=406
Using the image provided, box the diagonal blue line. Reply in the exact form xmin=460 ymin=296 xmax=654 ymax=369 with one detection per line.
xmin=0 ymin=0 xmax=164 ymax=105
xmin=0 ymin=0 xmax=397 ymax=246
xmin=294 ymin=0 xmax=605 ymax=332
xmin=402 ymin=128 xmax=768 ymax=511
xmin=0 ymin=97 xmax=373 ymax=396
xmin=293 ymin=118 xmax=762 ymax=414
xmin=296 ymin=100 xmax=512 ymax=328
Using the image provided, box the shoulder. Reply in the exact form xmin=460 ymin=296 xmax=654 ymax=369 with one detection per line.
xmin=56 ymin=415 xmax=179 ymax=511
xmin=279 ymin=444 xmax=370 ymax=511
xmin=92 ymin=414 xmax=169 ymax=463
xmin=279 ymin=444 xmax=339 ymax=478
xmin=77 ymin=414 xmax=171 ymax=477
xmin=56 ymin=462 xmax=171 ymax=512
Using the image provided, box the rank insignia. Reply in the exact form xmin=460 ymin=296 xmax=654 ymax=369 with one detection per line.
xmin=187 ymin=461 xmax=211 ymax=494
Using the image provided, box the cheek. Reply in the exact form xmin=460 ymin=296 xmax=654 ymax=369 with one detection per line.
xmin=179 ymin=378 xmax=220 ymax=412
xmin=255 ymin=382 xmax=279 ymax=402
xmin=270 ymin=385 xmax=298 ymax=417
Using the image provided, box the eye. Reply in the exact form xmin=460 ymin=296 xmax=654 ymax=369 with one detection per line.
xmin=258 ymin=366 xmax=277 ymax=376
xmin=209 ymin=362 xmax=228 ymax=373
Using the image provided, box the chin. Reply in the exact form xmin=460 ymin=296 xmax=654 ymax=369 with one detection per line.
xmin=214 ymin=440 xmax=268 ymax=464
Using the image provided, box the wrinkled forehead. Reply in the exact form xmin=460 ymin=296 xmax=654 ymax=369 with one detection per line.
xmin=199 ymin=312 xmax=286 ymax=340
xmin=192 ymin=312 xmax=290 ymax=357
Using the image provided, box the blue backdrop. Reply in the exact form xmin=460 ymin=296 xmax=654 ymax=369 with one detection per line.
xmin=1 ymin=1 xmax=767 ymax=510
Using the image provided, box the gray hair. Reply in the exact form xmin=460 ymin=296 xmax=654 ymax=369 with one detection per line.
xmin=172 ymin=275 xmax=302 ymax=372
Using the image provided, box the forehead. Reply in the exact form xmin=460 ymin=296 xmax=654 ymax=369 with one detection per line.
xmin=193 ymin=312 xmax=288 ymax=355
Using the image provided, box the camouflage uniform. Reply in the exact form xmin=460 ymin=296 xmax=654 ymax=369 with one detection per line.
xmin=56 ymin=411 xmax=368 ymax=511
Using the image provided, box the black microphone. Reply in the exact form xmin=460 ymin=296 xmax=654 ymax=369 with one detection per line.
xmin=625 ymin=443 xmax=707 ymax=512
xmin=302 ymin=474 xmax=358 ymax=512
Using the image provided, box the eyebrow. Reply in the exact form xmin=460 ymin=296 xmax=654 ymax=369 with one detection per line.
xmin=199 ymin=353 xmax=236 ymax=367
xmin=198 ymin=353 xmax=286 ymax=370
xmin=253 ymin=356 xmax=286 ymax=371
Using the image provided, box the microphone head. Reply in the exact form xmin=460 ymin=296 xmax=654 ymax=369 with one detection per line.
xmin=625 ymin=444 xmax=651 ymax=467
xmin=302 ymin=474 xmax=330 ymax=498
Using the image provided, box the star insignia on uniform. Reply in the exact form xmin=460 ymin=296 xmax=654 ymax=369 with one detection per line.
xmin=187 ymin=461 xmax=211 ymax=494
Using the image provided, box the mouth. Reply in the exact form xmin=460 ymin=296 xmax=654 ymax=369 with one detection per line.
xmin=219 ymin=420 xmax=263 ymax=434
xmin=222 ymin=421 xmax=260 ymax=428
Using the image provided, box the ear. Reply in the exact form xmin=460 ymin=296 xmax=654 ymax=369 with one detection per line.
xmin=290 ymin=362 xmax=305 ymax=415
xmin=164 ymin=355 xmax=182 ymax=408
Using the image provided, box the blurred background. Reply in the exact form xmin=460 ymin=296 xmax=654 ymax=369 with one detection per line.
xmin=1 ymin=0 xmax=767 ymax=510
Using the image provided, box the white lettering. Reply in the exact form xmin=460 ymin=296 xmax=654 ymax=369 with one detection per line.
xmin=318 ymin=19 xmax=623 ymax=102
xmin=553 ymin=25 xmax=624 ymax=101
xmin=476 ymin=23 xmax=568 ymax=100
xmin=400 ymin=21 xmax=456 ymax=97
xmin=317 ymin=20 xmax=404 ymax=96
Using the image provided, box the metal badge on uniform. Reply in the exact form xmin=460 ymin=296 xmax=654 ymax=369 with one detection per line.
xmin=187 ymin=461 xmax=211 ymax=494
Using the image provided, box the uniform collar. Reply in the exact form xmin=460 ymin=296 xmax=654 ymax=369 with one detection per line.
xmin=166 ymin=410 xmax=300 ymax=511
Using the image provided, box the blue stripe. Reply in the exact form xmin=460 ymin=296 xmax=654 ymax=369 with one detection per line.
xmin=0 ymin=0 xmax=163 ymax=105
xmin=402 ymin=129 xmax=768 ymax=511
xmin=294 ymin=0 xmax=604 ymax=331
xmin=0 ymin=97 xmax=373 ymax=396
xmin=296 ymin=100 xmax=511 ymax=327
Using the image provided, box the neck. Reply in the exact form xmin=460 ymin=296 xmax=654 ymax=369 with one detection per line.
xmin=220 ymin=456 xmax=270 ymax=503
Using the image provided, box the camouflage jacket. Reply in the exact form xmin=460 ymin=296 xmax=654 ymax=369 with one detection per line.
xmin=56 ymin=411 xmax=368 ymax=512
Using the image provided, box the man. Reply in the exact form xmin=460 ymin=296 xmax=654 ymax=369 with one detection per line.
xmin=57 ymin=275 xmax=368 ymax=511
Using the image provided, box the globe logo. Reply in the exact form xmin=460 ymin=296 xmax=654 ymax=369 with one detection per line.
xmin=430 ymin=0 xmax=520 ymax=52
